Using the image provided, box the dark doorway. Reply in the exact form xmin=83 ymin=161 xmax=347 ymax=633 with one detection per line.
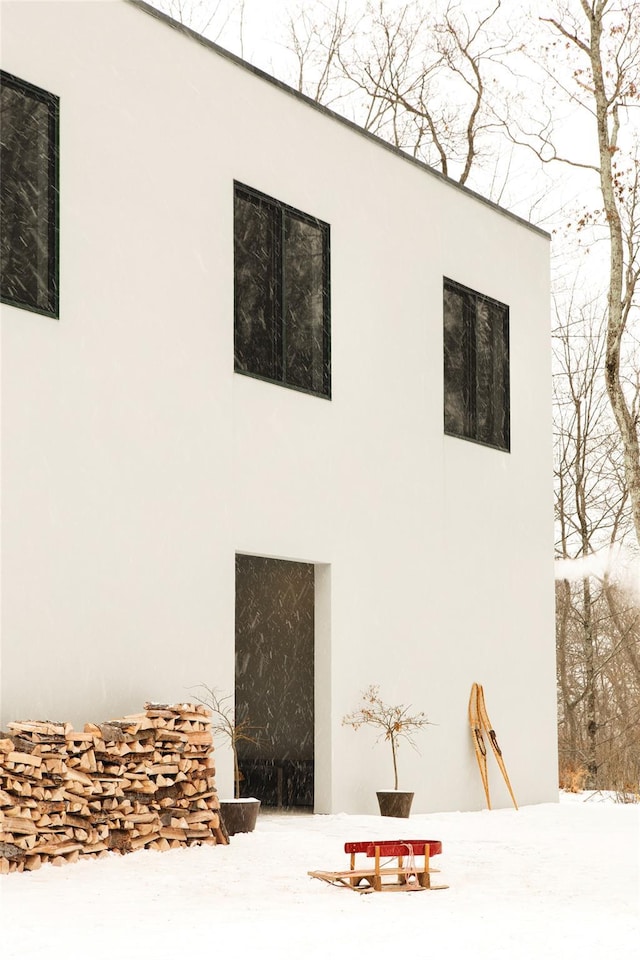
xmin=235 ymin=555 xmax=314 ymax=808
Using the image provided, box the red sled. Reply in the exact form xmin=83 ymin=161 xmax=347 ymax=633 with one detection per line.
xmin=308 ymin=839 xmax=448 ymax=893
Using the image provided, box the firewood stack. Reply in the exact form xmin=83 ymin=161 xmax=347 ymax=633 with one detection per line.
xmin=0 ymin=701 xmax=226 ymax=873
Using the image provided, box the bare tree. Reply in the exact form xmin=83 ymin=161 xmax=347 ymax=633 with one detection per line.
xmin=515 ymin=1 xmax=640 ymax=553
xmin=553 ymin=297 xmax=639 ymax=790
xmin=555 ymin=304 xmax=615 ymax=783
xmin=149 ymin=0 xmax=244 ymax=47
xmin=285 ymin=1 xmax=356 ymax=106
xmin=285 ymin=1 xmax=518 ymax=191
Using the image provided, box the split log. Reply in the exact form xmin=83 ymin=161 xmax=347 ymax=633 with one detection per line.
xmin=0 ymin=841 xmax=26 ymax=860
xmin=2 ymin=817 xmax=37 ymax=835
xmin=7 ymin=721 xmax=70 ymax=737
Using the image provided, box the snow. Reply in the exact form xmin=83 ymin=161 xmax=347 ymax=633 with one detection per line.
xmin=2 ymin=792 xmax=638 ymax=959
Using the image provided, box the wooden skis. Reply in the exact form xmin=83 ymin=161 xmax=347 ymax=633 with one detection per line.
xmin=468 ymin=682 xmax=491 ymax=808
xmin=468 ymin=683 xmax=518 ymax=810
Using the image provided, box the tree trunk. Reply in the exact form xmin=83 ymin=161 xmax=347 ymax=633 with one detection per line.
xmin=581 ymin=575 xmax=598 ymax=788
xmin=585 ymin=1 xmax=640 ymax=555
xmin=556 ymin=578 xmax=578 ymax=761
xmin=391 ymin=737 xmax=399 ymax=791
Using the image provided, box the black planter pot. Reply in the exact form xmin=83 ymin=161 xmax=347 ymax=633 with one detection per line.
xmin=219 ymin=798 xmax=261 ymax=836
xmin=376 ymin=790 xmax=414 ymax=818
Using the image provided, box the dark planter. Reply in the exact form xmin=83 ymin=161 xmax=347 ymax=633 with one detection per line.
xmin=219 ymin=798 xmax=261 ymax=836
xmin=376 ymin=790 xmax=414 ymax=818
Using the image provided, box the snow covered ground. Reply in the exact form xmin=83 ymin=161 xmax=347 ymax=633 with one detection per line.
xmin=2 ymin=792 xmax=638 ymax=959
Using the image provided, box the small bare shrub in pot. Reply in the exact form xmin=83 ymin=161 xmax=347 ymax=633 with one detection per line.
xmin=343 ymin=684 xmax=433 ymax=818
xmin=190 ymin=684 xmax=262 ymax=835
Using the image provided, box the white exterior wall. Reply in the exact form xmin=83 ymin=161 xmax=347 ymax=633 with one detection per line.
xmin=0 ymin=0 xmax=557 ymax=812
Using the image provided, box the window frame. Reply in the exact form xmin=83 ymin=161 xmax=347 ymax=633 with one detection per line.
xmin=0 ymin=70 xmax=60 ymax=319
xmin=443 ymin=277 xmax=510 ymax=453
xmin=233 ymin=181 xmax=331 ymax=399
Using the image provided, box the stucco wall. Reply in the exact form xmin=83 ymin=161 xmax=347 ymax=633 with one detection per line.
xmin=0 ymin=0 xmax=556 ymax=812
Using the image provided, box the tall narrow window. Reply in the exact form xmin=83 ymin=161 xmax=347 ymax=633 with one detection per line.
xmin=443 ymin=278 xmax=510 ymax=451
xmin=0 ymin=71 xmax=59 ymax=318
xmin=234 ymin=182 xmax=330 ymax=398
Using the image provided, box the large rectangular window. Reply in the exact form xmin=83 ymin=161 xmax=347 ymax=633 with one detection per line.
xmin=234 ymin=183 xmax=330 ymax=398
xmin=0 ymin=71 xmax=59 ymax=318
xmin=443 ymin=278 xmax=510 ymax=451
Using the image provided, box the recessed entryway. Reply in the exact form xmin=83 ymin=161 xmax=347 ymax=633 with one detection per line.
xmin=235 ymin=554 xmax=314 ymax=809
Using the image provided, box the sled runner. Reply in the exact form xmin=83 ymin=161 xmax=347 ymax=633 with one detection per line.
xmin=308 ymin=839 xmax=448 ymax=893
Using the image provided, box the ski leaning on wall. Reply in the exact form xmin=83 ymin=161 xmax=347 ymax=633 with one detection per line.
xmin=468 ymin=682 xmax=518 ymax=810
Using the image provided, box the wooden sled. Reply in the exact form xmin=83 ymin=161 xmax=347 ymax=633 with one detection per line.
xmin=308 ymin=839 xmax=448 ymax=893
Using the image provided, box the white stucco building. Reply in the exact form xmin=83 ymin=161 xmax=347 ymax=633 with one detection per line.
xmin=0 ymin=0 xmax=557 ymax=814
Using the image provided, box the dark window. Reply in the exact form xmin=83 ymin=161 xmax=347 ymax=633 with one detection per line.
xmin=443 ymin=278 xmax=510 ymax=451
xmin=234 ymin=183 xmax=330 ymax=398
xmin=0 ymin=71 xmax=59 ymax=318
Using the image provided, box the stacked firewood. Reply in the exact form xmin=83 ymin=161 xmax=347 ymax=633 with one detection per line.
xmin=0 ymin=702 xmax=226 ymax=873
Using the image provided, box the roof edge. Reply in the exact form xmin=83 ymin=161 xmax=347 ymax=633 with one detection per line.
xmin=128 ymin=0 xmax=550 ymax=241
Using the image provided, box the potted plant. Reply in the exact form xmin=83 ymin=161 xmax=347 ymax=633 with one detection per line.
xmin=343 ymin=683 xmax=432 ymax=818
xmin=190 ymin=684 xmax=262 ymax=836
